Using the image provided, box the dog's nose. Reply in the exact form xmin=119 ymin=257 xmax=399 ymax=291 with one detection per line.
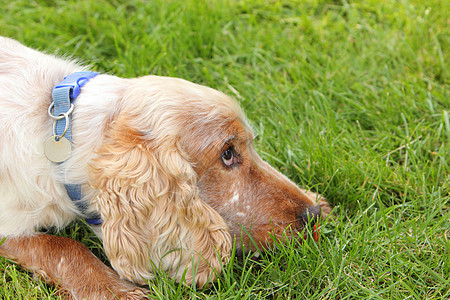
xmin=299 ymin=205 xmax=321 ymax=226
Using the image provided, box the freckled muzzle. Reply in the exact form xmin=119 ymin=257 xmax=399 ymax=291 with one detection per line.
xmin=234 ymin=204 xmax=323 ymax=261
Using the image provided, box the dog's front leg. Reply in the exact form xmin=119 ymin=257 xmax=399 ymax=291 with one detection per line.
xmin=0 ymin=233 xmax=149 ymax=300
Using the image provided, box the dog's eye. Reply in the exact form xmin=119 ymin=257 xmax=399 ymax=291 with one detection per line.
xmin=221 ymin=147 xmax=234 ymax=167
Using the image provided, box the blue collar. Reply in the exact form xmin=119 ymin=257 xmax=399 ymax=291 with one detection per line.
xmin=52 ymin=72 xmax=102 ymax=225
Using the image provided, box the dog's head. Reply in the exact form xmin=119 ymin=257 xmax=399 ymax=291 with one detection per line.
xmin=89 ymin=76 xmax=329 ymax=287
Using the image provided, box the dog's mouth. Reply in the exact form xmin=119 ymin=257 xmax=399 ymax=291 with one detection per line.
xmin=234 ymin=223 xmax=321 ymax=262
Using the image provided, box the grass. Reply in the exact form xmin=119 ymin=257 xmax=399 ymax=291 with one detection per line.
xmin=1 ymin=0 xmax=449 ymax=298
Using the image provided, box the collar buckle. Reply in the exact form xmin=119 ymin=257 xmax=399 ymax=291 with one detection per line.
xmin=54 ymin=71 xmax=99 ymax=99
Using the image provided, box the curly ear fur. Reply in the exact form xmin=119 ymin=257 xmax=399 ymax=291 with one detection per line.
xmin=89 ymin=115 xmax=231 ymax=287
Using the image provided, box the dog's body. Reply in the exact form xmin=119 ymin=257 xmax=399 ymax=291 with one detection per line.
xmin=0 ymin=37 xmax=330 ymax=299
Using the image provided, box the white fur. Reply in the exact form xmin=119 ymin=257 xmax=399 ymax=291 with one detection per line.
xmin=230 ymin=192 xmax=239 ymax=204
xmin=0 ymin=37 xmax=134 ymax=236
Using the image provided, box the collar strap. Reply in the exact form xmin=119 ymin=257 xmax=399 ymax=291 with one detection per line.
xmin=52 ymin=72 xmax=99 ymax=143
xmin=52 ymin=72 xmax=102 ymax=225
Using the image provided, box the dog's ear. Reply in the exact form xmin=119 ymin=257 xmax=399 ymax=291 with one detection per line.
xmin=89 ymin=115 xmax=231 ymax=287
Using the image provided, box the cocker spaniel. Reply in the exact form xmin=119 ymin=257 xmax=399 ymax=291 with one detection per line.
xmin=0 ymin=37 xmax=330 ymax=299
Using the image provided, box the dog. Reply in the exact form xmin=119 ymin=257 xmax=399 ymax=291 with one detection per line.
xmin=0 ymin=36 xmax=330 ymax=299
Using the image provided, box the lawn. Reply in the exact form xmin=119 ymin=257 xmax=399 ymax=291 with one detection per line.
xmin=1 ymin=0 xmax=448 ymax=299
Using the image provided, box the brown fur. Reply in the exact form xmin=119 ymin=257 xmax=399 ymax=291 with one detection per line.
xmin=0 ymin=234 xmax=149 ymax=299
